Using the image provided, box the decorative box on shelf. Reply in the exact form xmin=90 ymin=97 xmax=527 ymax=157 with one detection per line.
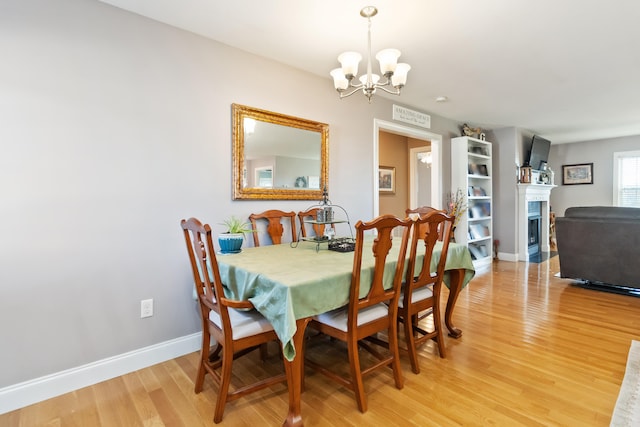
xmin=328 ymin=237 xmax=356 ymax=253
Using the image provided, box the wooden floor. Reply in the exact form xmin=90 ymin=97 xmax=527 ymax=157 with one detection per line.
xmin=4 ymin=256 xmax=640 ymax=426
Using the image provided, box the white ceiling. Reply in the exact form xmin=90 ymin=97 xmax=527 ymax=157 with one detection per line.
xmin=99 ymin=0 xmax=640 ymax=144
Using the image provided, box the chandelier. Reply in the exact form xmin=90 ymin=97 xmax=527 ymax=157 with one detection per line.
xmin=418 ymin=151 xmax=432 ymax=166
xmin=330 ymin=6 xmax=410 ymax=102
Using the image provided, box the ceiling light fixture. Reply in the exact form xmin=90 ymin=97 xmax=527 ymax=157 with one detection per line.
xmin=330 ymin=6 xmax=410 ymax=102
xmin=418 ymin=151 xmax=432 ymax=166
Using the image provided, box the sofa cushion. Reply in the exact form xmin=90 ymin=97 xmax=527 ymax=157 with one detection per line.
xmin=564 ymin=206 xmax=640 ymax=220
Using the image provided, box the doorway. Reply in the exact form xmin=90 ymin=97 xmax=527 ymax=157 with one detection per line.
xmin=373 ymin=119 xmax=442 ymax=218
xmin=409 ymin=146 xmax=432 ymax=208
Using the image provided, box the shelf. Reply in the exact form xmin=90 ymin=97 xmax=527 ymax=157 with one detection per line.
xmin=452 ymin=136 xmax=493 ymax=268
xmin=303 ymin=219 xmax=348 ymax=225
xmin=300 ymin=236 xmax=332 ymax=243
xmin=468 ymin=216 xmax=491 ymax=222
xmin=290 ymin=202 xmax=353 ymax=252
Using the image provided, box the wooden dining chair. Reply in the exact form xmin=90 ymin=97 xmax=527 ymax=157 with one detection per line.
xmin=305 ymin=214 xmax=412 ymax=413
xmin=399 ymin=210 xmax=454 ymax=373
xmin=249 ymin=209 xmax=297 ymax=247
xmin=297 ymin=208 xmax=335 ymax=238
xmin=180 ymin=218 xmax=286 ymax=423
xmin=406 ymin=206 xmax=447 ymax=240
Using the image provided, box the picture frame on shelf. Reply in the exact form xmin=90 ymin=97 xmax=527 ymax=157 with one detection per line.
xmin=470 ymin=205 xmax=484 ymax=219
xmin=470 ymin=186 xmax=487 ymax=196
xmin=562 ymin=163 xmax=593 ymax=185
xmin=378 ymin=166 xmax=396 ymax=193
xmin=468 ymin=244 xmax=484 ymax=260
xmin=470 ymin=146 xmax=486 ymax=156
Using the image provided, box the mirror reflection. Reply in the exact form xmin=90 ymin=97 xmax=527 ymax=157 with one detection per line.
xmin=232 ymin=104 xmax=329 ymax=200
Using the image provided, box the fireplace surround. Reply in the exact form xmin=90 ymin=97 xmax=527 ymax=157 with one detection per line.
xmin=517 ymin=183 xmax=555 ymax=261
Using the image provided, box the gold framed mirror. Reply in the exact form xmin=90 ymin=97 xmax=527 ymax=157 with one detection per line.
xmin=232 ymin=104 xmax=329 ymax=200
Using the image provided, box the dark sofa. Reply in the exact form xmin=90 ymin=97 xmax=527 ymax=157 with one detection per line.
xmin=556 ymin=206 xmax=640 ymax=296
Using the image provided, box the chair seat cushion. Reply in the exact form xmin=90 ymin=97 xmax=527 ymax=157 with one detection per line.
xmin=209 ymin=308 xmax=274 ymax=340
xmin=398 ymin=285 xmax=433 ymax=308
xmin=313 ymin=303 xmax=389 ymax=332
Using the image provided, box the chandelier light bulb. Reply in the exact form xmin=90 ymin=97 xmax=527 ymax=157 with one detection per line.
xmin=359 ymin=73 xmax=380 ymax=86
xmin=375 ymin=48 xmax=401 ymax=75
xmin=337 ymin=52 xmax=362 ymax=78
xmin=330 ymin=68 xmax=349 ymax=90
xmin=391 ymin=63 xmax=411 ymax=87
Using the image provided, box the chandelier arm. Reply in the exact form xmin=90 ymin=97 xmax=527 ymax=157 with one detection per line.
xmin=338 ymin=87 xmax=362 ymax=98
xmin=376 ymin=85 xmax=401 ymax=95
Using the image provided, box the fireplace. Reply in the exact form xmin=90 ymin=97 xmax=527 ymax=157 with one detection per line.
xmin=517 ymin=183 xmax=555 ymax=261
xmin=527 ymin=202 xmax=541 ymax=256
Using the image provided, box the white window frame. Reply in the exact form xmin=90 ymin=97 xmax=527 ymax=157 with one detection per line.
xmin=613 ymin=150 xmax=640 ymax=207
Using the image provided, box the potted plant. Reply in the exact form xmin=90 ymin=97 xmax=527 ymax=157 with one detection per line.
xmin=218 ymin=216 xmax=253 ymax=254
xmin=445 ymin=189 xmax=468 ymax=242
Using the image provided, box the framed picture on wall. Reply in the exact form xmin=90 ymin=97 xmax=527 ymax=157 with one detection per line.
xmin=378 ymin=166 xmax=396 ymax=194
xmin=562 ymin=163 xmax=593 ymax=185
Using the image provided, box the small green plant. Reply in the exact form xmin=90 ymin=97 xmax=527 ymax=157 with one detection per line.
xmin=220 ymin=216 xmax=254 ymax=234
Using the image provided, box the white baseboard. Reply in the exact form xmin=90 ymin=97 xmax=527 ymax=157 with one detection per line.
xmin=0 ymin=332 xmax=201 ymax=415
xmin=498 ymin=252 xmax=519 ymax=262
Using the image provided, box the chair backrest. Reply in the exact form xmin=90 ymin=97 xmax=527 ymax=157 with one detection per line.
xmin=403 ymin=211 xmax=454 ymax=306
xmin=181 ymin=218 xmax=252 ymax=339
xmin=406 ymin=206 xmax=448 ymax=241
xmin=298 ymin=208 xmax=335 ymax=238
xmin=349 ymin=214 xmax=412 ymax=325
xmin=249 ymin=210 xmax=298 ymax=247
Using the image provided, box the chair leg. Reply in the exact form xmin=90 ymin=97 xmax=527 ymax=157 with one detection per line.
xmin=195 ymin=331 xmax=212 ymax=393
xmin=348 ymin=338 xmax=367 ymax=413
xmin=432 ymin=304 xmax=447 ymax=358
xmin=388 ymin=320 xmax=404 ymax=389
xmin=404 ymin=314 xmax=421 ymax=374
xmin=213 ymin=346 xmax=234 ymax=424
xmin=259 ymin=342 xmax=269 ymax=361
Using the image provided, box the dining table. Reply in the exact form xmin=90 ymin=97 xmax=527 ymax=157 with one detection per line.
xmin=216 ymin=237 xmax=475 ymax=426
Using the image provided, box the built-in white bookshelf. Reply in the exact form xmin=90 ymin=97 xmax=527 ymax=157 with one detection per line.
xmin=451 ymin=136 xmax=493 ymax=267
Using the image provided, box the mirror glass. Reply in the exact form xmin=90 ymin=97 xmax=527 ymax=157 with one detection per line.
xmin=232 ymin=104 xmax=329 ymax=200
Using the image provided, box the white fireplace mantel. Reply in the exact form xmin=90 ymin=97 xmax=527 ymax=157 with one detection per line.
xmin=517 ymin=183 xmax=556 ymax=261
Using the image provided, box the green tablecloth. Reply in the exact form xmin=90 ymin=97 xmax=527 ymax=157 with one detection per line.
xmin=217 ymin=239 xmax=475 ymax=361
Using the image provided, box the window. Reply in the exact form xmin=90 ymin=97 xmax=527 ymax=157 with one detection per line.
xmin=613 ymin=151 xmax=640 ymax=207
xmin=255 ymin=167 xmax=273 ymax=188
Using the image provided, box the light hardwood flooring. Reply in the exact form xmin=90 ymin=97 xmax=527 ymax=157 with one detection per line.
xmin=3 ymin=256 xmax=640 ymax=426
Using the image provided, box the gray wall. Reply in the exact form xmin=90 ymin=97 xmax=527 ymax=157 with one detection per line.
xmin=0 ymin=0 xmax=461 ymax=389
xmin=485 ymin=127 xmax=530 ymax=257
xmin=549 ymin=134 xmax=640 ymax=216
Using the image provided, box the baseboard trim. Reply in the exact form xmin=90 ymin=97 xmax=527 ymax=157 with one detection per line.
xmin=0 ymin=332 xmax=201 ymax=415
xmin=497 ymin=252 xmax=518 ymax=262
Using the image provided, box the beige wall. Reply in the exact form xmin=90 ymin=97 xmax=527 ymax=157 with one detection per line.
xmin=378 ymin=132 xmax=433 ymax=218
xmin=378 ymin=131 xmax=409 ymax=218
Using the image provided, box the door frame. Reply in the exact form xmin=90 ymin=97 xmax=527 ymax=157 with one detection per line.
xmin=409 ymin=146 xmax=432 ymax=209
xmin=372 ymin=119 xmax=443 ymax=218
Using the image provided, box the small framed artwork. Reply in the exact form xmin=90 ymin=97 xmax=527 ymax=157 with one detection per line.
xmin=562 ymin=163 xmax=593 ymax=185
xmin=378 ymin=166 xmax=396 ymax=193
xmin=294 ymin=176 xmax=307 ymax=188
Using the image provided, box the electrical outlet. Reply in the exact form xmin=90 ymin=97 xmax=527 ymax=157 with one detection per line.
xmin=141 ymin=299 xmax=153 ymax=318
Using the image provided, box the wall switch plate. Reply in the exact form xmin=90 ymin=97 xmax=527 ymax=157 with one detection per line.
xmin=141 ymin=299 xmax=153 ymax=318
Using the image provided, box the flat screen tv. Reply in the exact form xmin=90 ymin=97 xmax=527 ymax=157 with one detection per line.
xmin=527 ymin=135 xmax=551 ymax=171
